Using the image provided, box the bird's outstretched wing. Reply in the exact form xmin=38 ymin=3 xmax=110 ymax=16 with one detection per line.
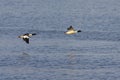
xmin=24 ymin=33 xmax=29 ymax=36
xmin=23 ymin=38 xmax=29 ymax=44
xmin=67 ymin=26 xmax=74 ymax=31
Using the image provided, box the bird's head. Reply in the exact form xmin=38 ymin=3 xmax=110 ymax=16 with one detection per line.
xmin=77 ymin=30 xmax=82 ymax=32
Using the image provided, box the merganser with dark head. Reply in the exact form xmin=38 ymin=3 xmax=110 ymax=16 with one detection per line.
xmin=18 ymin=33 xmax=36 ymax=44
xmin=65 ymin=26 xmax=81 ymax=35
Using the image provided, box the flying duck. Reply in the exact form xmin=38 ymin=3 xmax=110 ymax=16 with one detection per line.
xmin=18 ymin=33 xmax=36 ymax=44
xmin=65 ymin=26 xmax=81 ymax=35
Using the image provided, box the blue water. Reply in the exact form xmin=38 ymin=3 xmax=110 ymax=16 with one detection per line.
xmin=0 ymin=0 xmax=120 ymax=80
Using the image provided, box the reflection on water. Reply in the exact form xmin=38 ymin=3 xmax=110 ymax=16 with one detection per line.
xmin=18 ymin=52 xmax=31 ymax=63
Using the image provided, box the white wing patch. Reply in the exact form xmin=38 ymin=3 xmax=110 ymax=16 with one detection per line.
xmin=23 ymin=35 xmax=29 ymax=38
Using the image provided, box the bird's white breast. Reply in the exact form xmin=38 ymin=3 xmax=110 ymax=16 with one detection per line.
xmin=65 ymin=30 xmax=77 ymax=34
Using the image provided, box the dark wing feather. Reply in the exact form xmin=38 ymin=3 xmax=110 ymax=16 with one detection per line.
xmin=23 ymin=38 xmax=29 ymax=44
xmin=67 ymin=26 xmax=74 ymax=30
xmin=23 ymin=33 xmax=29 ymax=36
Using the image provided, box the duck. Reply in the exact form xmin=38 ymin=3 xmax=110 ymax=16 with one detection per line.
xmin=18 ymin=33 xmax=36 ymax=44
xmin=65 ymin=26 xmax=81 ymax=35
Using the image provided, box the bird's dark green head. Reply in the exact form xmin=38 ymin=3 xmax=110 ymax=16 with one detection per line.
xmin=77 ymin=30 xmax=82 ymax=32
xmin=32 ymin=33 xmax=36 ymax=35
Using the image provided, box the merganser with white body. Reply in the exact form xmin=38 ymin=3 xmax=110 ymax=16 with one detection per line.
xmin=65 ymin=26 xmax=81 ymax=35
xmin=18 ymin=33 xmax=36 ymax=44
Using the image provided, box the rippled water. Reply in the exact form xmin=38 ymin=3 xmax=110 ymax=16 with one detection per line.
xmin=0 ymin=0 xmax=120 ymax=80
